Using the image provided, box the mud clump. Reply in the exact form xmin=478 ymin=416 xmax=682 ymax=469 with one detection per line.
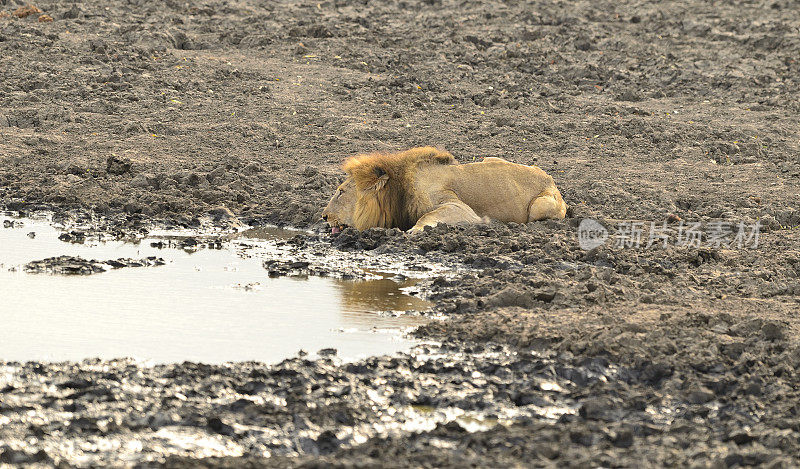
xmin=263 ymin=258 xmax=362 ymax=279
xmin=57 ymin=230 xmax=87 ymax=243
xmin=106 ymin=155 xmax=133 ymax=176
xmin=23 ymin=255 xmax=165 ymax=274
xmin=24 ymin=255 xmax=105 ymax=275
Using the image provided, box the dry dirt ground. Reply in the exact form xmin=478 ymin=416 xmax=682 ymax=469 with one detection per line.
xmin=1 ymin=0 xmax=799 ymax=467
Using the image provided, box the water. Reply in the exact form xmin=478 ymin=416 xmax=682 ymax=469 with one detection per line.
xmin=0 ymin=215 xmax=430 ymax=364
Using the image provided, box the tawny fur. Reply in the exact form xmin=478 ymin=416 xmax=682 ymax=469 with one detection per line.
xmin=343 ymin=147 xmax=456 ymax=231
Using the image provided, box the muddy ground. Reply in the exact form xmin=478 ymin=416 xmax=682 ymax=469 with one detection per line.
xmin=1 ymin=0 xmax=800 ymax=466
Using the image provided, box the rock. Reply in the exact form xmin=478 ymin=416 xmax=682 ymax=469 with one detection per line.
xmin=130 ymin=174 xmax=151 ymax=188
xmin=106 ymin=155 xmax=133 ymax=175
xmin=611 ymin=428 xmax=634 ymax=448
xmin=579 ymin=397 xmax=612 ymax=420
xmin=486 ymin=287 xmax=535 ymax=308
xmin=727 ymin=431 xmax=755 ymax=445
xmin=208 ymin=206 xmax=237 ymax=222
xmin=616 ymin=89 xmax=642 ymax=102
xmin=686 ymin=386 xmax=715 ymax=404
xmin=761 ymin=321 xmax=785 ymax=341
xmin=181 ymin=237 xmax=198 ymax=247
xmin=243 ymin=162 xmax=262 ymax=174
xmin=207 ymin=417 xmax=235 ymax=436
xmin=315 ymin=430 xmax=341 ymax=454
xmin=61 ymin=4 xmax=83 ymax=19
xmin=743 ymin=381 xmax=762 ymax=396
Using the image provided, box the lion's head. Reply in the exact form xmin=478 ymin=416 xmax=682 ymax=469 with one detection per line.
xmin=322 ymin=147 xmax=456 ymax=233
xmin=322 ymin=177 xmax=357 ymax=234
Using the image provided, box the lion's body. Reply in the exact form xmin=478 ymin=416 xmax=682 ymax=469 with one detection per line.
xmin=410 ymin=157 xmax=566 ymax=226
xmin=322 ymin=147 xmax=567 ymax=233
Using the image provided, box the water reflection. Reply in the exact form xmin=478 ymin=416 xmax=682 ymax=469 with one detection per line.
xmin=336 ymin=276 xmax=429 ymax=314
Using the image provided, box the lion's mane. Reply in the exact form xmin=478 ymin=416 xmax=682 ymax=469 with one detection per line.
xmin=343 ymin=147 xmax=456 ymax=231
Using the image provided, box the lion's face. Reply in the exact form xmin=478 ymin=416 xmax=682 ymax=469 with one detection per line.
xmin=322 ymin=178 xmax=357 ymax=233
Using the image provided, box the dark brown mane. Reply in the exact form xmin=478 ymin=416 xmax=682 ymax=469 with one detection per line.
xmin=342 ymin=147 xmax=456 ymax=230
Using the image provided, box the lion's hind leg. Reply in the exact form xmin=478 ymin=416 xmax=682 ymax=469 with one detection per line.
xmin=528 ymin=186 xmax=567 ymax=221
xmin=409 ymin=201 xmax=484 ymax=233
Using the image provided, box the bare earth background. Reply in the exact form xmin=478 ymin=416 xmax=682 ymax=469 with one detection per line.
xmin=1 ymin=0 xmax=800 ymax=466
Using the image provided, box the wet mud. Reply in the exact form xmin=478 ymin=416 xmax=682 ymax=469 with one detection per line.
xmin=24 ymin=255 xmax=165 ymax=274
xmin=1 ymin=0 xmax=800 ymax=466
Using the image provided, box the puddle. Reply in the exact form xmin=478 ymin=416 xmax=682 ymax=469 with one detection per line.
xmin=0 ymin=214 xmax=430 ymax=364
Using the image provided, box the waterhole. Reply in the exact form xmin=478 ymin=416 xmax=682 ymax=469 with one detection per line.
xmin=0 ymin=214 xmax=430 ymax=364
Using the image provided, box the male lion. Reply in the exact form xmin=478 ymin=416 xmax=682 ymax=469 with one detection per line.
xmin=322 ymin=147 xmax=566 ymax=234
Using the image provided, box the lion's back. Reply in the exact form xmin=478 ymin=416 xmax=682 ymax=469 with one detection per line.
xmin=439 ymin=158 xmax=558 ymax=223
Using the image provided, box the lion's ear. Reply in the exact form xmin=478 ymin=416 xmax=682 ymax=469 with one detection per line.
xmin=369 ymin=166 xmax=389 ymax=192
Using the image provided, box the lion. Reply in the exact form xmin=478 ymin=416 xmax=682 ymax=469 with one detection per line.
xmin=322 ymin=147 xmax=566 ymax=234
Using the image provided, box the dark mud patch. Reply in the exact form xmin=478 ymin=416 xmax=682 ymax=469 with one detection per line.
xmin=263 ymin=258 xmax=357 ymax=279
xmin=0 ymin=345 xmax=619 ymax=465
xmin=3 ymin=323 xmax=799 ymax=467
xmin=24 ymin=254 xmax=165 ymax=275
